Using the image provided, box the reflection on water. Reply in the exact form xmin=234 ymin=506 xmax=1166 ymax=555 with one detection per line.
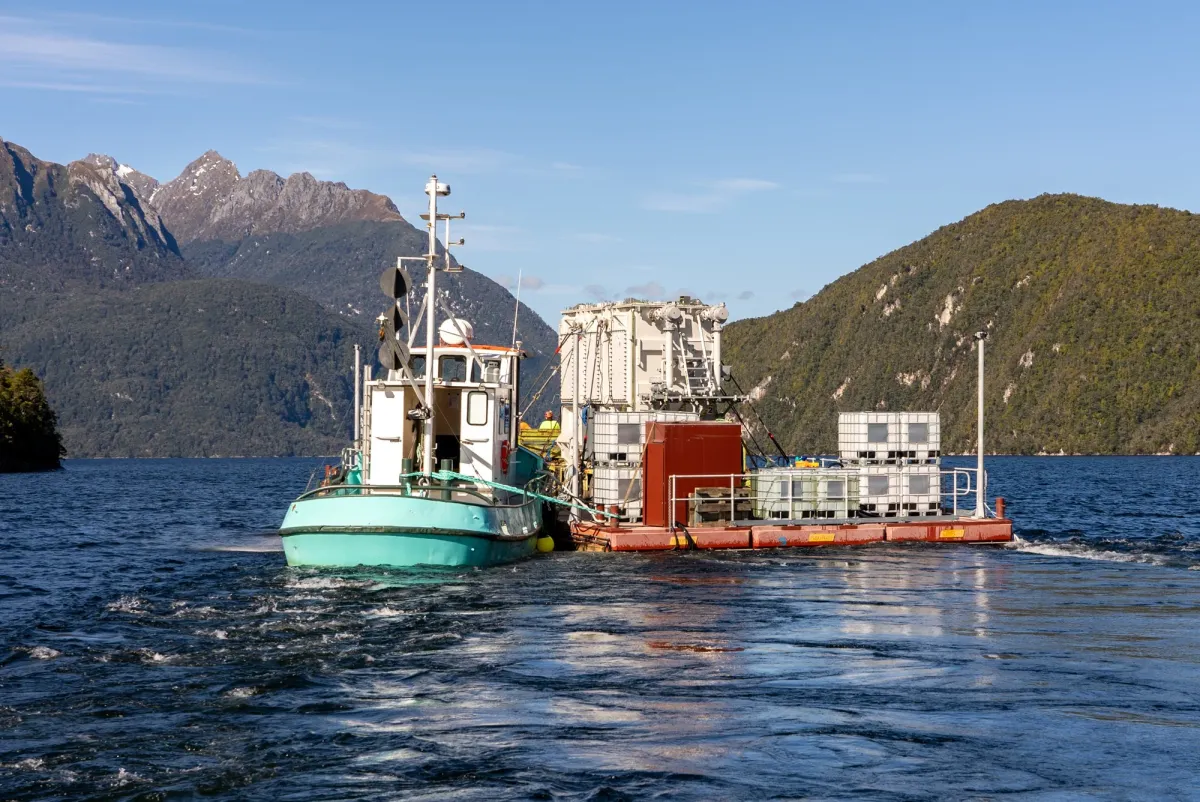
xmin=1 ymin=457 xmax=1200 ymax=799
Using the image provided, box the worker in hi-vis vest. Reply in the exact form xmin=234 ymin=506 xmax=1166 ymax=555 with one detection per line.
xmin=539 ymin=410 xmax=561 ymax=434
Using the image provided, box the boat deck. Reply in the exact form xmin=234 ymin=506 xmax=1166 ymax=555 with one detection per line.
xmin=568 ymin=517 xmax=1013 ymax=551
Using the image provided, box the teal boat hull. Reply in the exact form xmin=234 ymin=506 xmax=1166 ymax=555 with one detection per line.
xmin=279 ymin=491 xmax=542 ymax=568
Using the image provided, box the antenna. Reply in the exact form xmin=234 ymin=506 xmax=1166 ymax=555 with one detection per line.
xmin=511 ymin=268 xmax=522 ymax=350
xmin=422 ymin=210 xmax=465 ymax=273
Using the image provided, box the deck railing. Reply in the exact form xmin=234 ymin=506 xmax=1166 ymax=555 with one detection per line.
xmin=664 ymin=467 xmax=991 ymax=528
xmin=297 ymin=472 xmax=548 ymax=510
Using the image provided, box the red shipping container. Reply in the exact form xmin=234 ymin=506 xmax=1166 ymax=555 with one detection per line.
xmin=642 ymin=421 xmax=744 ymax=527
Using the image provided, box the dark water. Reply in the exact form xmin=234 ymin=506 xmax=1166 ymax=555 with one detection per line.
xmin=2 ymin=457 xmax=1200 ymax=801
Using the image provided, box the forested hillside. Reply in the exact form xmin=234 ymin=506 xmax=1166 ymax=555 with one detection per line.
xmin=1 ymin=281 xmax=371 ymax=457
xmin=725 ymin=194 xmax=1200 ymax=455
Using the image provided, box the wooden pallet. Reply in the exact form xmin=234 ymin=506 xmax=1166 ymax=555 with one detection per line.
xmin=687 ymin=487 xmax=751 ymax=527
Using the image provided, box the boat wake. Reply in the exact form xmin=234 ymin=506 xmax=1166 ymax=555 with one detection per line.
xmin=1009 ymin=532 xmax=1200 ymax=570
xmin=195 ymin=542 xmax=284 ymax=553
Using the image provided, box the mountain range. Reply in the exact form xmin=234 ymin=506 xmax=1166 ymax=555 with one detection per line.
xmin=8 ymin=129 xmax=1196 ymax=458
xmin=0 ymin=136 xmax=557 ymax=457
xmin=724 ymin=193 xmax=1200 ymax=455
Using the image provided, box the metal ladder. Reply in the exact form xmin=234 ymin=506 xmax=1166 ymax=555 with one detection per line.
xmin=684 ymin=355 xmax=712 ymax=396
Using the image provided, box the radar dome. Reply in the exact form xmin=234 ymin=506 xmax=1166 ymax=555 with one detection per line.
xmin=438 ymin=318 xmax=474 ymax=346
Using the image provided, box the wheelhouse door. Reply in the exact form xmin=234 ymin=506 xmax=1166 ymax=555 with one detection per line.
xmin=459 ymin=388 xmax=495 ymax=483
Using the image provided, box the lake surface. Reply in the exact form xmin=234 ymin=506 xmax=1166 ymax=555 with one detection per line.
xmin=2 ymin=457 xmax=1199 ymax=801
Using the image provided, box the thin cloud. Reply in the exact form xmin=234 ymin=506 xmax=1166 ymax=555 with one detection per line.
xmin=0 ymin=78 xmax=163 ymax=94
xmin=584 ymin=284 xmax=610 ymax=301
xmin=551 ymin=161 xmax=583 ymax=172
xmin=291 ymin=115 xmax=363 ymax=131
xmin=521 ymin=276 xmax=544 ymax=290
xmin=832 ymin=172 xmax=885 ymax=184
xmin=459 ymin=223 xmax=529 ymax=253
xmin=571 ymin=232 xmax=622 ymax=244
xmin=737 ymin=290 xmax=755 ymax=300
xmin=539 ymin=283 xmax=587 ymax=296
xmin=45 ymin=12 xmax=263 ymax=36
xmin=789 ymin=288 xmax=811 ymax=300
xmin=0 ymin=15 xmax=268 ymax=94
xmin=712 ymin=178 xmax=778 ymax=192
xmin=398 ymin=148 xmax=519 ymax=174
xmin=498 ymin=274 xmax=545 ymax=291
xmin=643 ymin=178 xmax=778 ymax=213
xmin=87 ymin=96 xmax=146 ymax=106
xmin=626 ymin=281 xmax=666 ymax=298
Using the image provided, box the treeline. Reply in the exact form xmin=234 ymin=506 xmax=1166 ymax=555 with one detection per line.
xmin=0 ymin=358 xmax=63 ymax=471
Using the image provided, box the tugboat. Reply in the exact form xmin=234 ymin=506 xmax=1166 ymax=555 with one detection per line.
xmin=279 ymin=176 xmax=548 ymax=568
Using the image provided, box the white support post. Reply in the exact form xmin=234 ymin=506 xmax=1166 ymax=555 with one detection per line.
xmin=422 ymin=176 xmax=439 ymax=476
xmin=713 ymin=322 xmax=723 ymax=394
xmin=974 ymin=332 xmax=987 ymax=518
xmin=570 ymin=327 xmax=582 ymax=520
xmin=664 ymin=322 xmax=674 ymax=394
xmin=353 ymin=344 xmax=361 ymax=448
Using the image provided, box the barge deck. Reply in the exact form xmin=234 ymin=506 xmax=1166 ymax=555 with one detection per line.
xmin=569 ymin=517 xmax=1013 ymax=552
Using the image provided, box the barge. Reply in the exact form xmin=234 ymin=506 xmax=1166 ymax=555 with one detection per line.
xmin=529 ymin=298 xmax=1012 ymax=552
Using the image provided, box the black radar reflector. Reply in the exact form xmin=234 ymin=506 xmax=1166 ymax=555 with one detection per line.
xmin=386 ymin=302 xmax=408 ymax=334
xmin=378 ymin=336 xmax=410 ymax=371
xmin=380 ymin=265 xmax=411 ymax=299
xmin=378 ymin=342 xmax=403 ymax=372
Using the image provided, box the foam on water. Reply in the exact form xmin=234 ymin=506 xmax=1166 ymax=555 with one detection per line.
xmin=1009 ymin=536 xmax=1172 ymax=566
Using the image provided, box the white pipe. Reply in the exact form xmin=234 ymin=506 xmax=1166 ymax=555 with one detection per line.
xmin=363 ymin=364 xmax=373 ymax=479
xmin=422 ymin=176 xmax=438 ymax=476
xmin=353 ymin=344 xmax=361 ymax=448
xmin=713 ymin=323 xmax=723 ymax=393
xmin=975 ymin=335 xmax=986 ymax=518
xmin=664 ymin=322 xmax=674 ymax=395
xmin=570 ymin=328 xmax=581 ymax=520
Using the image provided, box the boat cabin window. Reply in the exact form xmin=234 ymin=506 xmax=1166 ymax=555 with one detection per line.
xmin=410 ymin=356 xmax=426 ymax=378
xmin=440 ymin=355 xmax=467 ymax=382
xmin=466 ymin=391 xmax=489 ymax=425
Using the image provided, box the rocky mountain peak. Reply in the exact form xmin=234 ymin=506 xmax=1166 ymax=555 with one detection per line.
xmin=0 ymin=138 xmax=185 ymax=290
xmin=150 ymin=152 xmax=404 ymax=244
xmin=80 ymin=153 xmax=160 ymax=203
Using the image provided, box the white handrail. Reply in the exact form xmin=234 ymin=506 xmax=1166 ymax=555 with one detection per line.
xmin=659 ymin=467 xmax=991 ymax=527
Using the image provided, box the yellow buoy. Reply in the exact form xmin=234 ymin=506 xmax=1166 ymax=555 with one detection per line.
xmin=536 ymin=535 xmax=555 ymax=553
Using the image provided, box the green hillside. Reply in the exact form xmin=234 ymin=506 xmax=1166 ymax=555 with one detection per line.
xmin=0 ymin=280 xmax=372 ymax=457
xmin=724 ymin=194 xmax=1200 ymax=455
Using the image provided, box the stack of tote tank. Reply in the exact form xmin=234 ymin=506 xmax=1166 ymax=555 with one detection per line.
xmin=750 ymin=465 xmax=862 ymax=521
xmin=838 ymin=412 xmax=942 ymax=518
xmin=589 ymin=409 xmax=698 ymax=521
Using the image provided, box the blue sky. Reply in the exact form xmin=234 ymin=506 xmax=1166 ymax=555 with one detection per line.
xmin=3 ymin=1 xmax=1199 ymax=324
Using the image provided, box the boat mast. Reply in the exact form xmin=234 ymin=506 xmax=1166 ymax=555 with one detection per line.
xmin=422 ymin=177 xmax=441 ymax=476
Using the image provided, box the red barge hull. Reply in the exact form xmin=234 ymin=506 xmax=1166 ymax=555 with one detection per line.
xmin=569 ymin=517 xmax=1013 ymax=552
